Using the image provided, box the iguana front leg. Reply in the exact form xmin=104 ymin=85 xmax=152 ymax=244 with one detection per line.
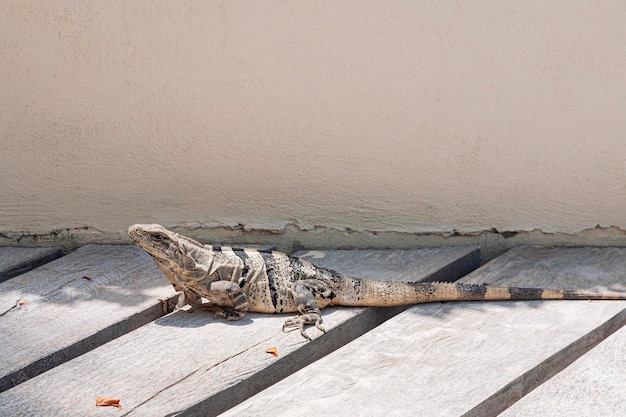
xmin=200 ymin=281 xmax=249 ymax=321
xmin=282 ymin=279 xmax=333 ymax=340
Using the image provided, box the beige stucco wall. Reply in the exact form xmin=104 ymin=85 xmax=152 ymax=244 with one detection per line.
xmin=2 ymin=1 xmax=626 ymax=255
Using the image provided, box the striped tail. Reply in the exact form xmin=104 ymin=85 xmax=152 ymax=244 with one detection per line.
xmin=335 ymin=277 xmax=626 ymax=307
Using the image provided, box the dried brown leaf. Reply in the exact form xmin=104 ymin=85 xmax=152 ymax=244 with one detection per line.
xmin=95 ymin=396 xmax=121 ymax=409
xmin=266 ymin=347 xmax=278 ymax=357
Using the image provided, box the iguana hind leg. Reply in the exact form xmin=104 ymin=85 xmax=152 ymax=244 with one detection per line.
xmin=282 ymin=280 xmax=331 ymax=340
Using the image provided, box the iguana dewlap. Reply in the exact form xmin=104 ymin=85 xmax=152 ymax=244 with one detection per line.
xmin=129 ymin=224 xmax=626 ymax=340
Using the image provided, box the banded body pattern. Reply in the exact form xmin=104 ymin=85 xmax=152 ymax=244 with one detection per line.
xmin=233 ymin=249 xmax=340 ymax=314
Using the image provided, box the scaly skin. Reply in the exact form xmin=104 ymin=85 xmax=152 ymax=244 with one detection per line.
xmin=129 ymin=224 xmax=626 ymax=340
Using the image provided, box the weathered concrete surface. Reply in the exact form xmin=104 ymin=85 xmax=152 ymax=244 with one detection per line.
xmin=3 ymin=2 xmax=626 ymax=247
xmin=460 ymin=246 xmax=626 ymax=294
xmin=0 ymin=247 xmax=479 ymax=416
xmin=0 ymin=247 xmax=63 ymax=282
xmin=501 ymin=326 xmax=626 ymax=417
xmin=221 ymin=302 xmax=626 ymax=417
xmin=220 ymin=247 xmax=626 ymax=417
xmin=0 ymin=245 xmax=177 ymax=392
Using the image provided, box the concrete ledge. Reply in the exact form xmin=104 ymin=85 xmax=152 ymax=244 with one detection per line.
xmin=0 ymin=247 xmax=63 ymax=282
xmin=500 ymin=325 xmax=626 ymax=417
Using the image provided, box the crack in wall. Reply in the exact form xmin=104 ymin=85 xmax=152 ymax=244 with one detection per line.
xmin=2 ymin=224 xmax=626 ymax=263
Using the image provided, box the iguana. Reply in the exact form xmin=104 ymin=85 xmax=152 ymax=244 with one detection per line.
xmin=129 ymin=224 xmax=626 ymax=340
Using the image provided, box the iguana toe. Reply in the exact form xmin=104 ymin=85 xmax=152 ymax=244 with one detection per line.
xmin=282 ymin=313 xmax=325 ymax=341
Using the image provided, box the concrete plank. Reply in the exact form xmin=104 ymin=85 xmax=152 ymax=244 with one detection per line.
xmin=0 ymin=247 xmax=63 ymax=282
xmin=501 ymin=326 xmax=626 ymax=417
xmin=0 ymin=245 xmax=178 ymax=392
xmin=0 ymin=247 xmax=479 ymax=417
xmin=461 ymin=246 xmax=626 ymax=293
xmin=220 ymin=246 xmax=626 ymax=417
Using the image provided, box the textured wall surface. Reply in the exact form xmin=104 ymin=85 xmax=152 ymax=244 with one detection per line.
xmin=2 ymin=1 xmax=626 ymax=251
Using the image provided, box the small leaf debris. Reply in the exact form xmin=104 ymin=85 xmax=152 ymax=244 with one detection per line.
xmin=81 ymin=275 xmax=93 ymax=281
xmin=95 ymin=396 xmax=122 ymax=409
xmin=18 ymin=300 xmax=26 ymax=306
xmin=266 ymin=347 xmax=278 ymax=357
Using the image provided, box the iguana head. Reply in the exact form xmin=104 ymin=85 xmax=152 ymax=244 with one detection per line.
xmin=128 ymin=224 xmax=181 ymax=260
xmin=128 ymin=224 xmax=214 ymax=278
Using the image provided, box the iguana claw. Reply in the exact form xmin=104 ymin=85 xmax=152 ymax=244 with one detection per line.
xmin=282 ymin=313 xmax=326 ymax=341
